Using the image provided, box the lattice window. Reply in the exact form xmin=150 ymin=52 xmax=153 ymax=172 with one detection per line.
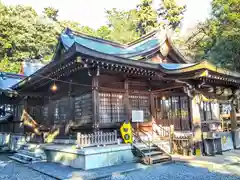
xmin=180 ymin=96 xmax=189 ymax=130
xmin=99 ymin=93 xmax=111 ymax=123
xmin=110 ymin=93 xmax=125 ymax=123
xmin=129 ymin=94 xmax=150 ymax=121
xmin=58 ymin=98 xmax=69 ymax=123
xmin=200 ymin=101 xmax=220 ymax=122
xmin=17 ymin=104 xmax=24 ymax=120
xmin=5 ymin=104 xmax=13 ymax=112
xmin=54 ymin=100 xmax=60 ymax=123
xmin=42 ymin=105 xmax=48 ymax=122
xmin=155 ymin=96 xmax=190 ymax=130
xmin=99 ymin=92 xmax=125 ymax=123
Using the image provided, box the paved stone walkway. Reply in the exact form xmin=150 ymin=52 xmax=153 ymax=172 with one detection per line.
xmin=0 ymin=154 xmax=55 ymax=180
xmin=103 ymin=164 xmax=240 ymax=180
xmin=0 ymin=153 xmax=240 ymax=180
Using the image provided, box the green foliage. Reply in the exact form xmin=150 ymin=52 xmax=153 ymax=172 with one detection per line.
xmin=159 ymin=0 xmax=186 ymax=30
xmin=43 ymin=7 xmax=59 ymax=21
xmin=187 ymin=0 xmax=240 ymax=71
xmin=135 ymin=0 xmax=186 ymax=35
xmin=105 ymin=8 xmax=140 ymax=43
xmin=0 ymin=0 xmax=186 ymax=73
xmin=0 ymin=2 xmax=60 ymax=73
xmin=135 ymin=0 xmax=159 ymax=35
xmin=96 ymin=26 xmax=112 ymax=39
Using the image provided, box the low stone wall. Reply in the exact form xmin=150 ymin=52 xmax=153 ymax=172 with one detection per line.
xmin=0 ymin=133 xmax=26 ymax=151
xmin=42 ymin=144 xmax=137 ymax=170
xmin=0 ymin=133 xmax=10 ymax=147
xmin=216 ymin=132 xmax=234 ymax=151
xmin=9 ymin=134 xmax=27 ymax=151
xmin=233 ymin=129 xmax=240 ymax=149
xmin=203 ymin=131 xmax=234 ymax=155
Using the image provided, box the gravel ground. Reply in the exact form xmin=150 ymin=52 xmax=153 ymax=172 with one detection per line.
xmin=0 ymin=153 xmax=240 ymax=180
xmin=0 ymin=154 xmax=55 ymax=180
xmin=103 ymin=164 xmax=240 ymax=180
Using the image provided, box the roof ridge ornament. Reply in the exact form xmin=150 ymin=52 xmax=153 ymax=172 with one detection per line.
xmin=64 ymin=28 xmax=74 ymax=39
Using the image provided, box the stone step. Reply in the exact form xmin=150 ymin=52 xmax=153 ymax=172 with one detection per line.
xmin=22 ymin=143 xmax=40 ymax=150
xmin=17 ymin=149 xmax=40 ymax=158
xmin=140 ymin=146 xmax=158 ymax=152
xmin=9 ymin=155 xmax=29 ymax=164
xmin=151 ymin=155 xmax=171 ymax=164
xmin=12 ymin=153 xmax=42 ymax=162
xmin=144 ymin=151 xmax=163 ymax=156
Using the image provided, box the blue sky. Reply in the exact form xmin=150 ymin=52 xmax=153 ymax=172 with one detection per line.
xmin=2 ymin=0 xmax=211 ymax=31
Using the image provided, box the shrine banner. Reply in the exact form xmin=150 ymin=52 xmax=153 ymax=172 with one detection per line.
xmin=21 ymin=109 xmax=40 ymax=135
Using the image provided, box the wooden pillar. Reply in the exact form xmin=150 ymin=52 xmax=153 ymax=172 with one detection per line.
xmin=68 ymin=80 xmax=75 ymax=123
xmin=150 ymin=93 xmax=155 ymax=118
xmin=123 ymin=79 xmax=130 ymax=120
xmin=23 ymin=96 xmax=28 ymax=111
xmin=191 ymin=94 xmax=202 ymax=142
xmin=92 ymin=74 xmax=99 ymax=131
xmin=230 ymin=102 xmax=237 ymax=131
xmin=179 ymin=96 xmax=183 ymax=131
xmin=150 ymin=92 xmax=156 ymax=127
xmin=190 ymin=94 xmax=204 ymax=155
xmin=188 ymin=96 xmax=193 ymax=130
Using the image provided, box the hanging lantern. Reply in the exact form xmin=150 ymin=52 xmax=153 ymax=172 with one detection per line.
xmin=162 ymin=96 xmax=166 ymax=100
xmin=51 ymin=82 xmax=57 ymax=92
xmin=76 ymin=56 xmax=82 ymax=63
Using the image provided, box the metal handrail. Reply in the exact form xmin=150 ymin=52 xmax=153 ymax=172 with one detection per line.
xmin=132 ymin=131 xmax=149 ymax=147
xmin=153 ymin=123 xmax=170 ymax=135
xmin=132 ymin=128 xmax=152 ymax=154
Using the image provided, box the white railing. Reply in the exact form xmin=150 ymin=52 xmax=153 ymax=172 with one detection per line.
xmin=77 ymin=130 xmax=118 ymax=148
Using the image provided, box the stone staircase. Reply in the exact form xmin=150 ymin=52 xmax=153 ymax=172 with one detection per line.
xmin=133 ymin=142 xmax=171 ymax=165
xmin=9 ymin=143 xmax=47 ymax=164
xmin=0 ymin=145 xmax=9 ymax=152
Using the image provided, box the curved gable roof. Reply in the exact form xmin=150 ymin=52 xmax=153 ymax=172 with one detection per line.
xmin=60 ymin=28 xmax=166 ymax=60
xmin=0 ymin=72 xmax=25 ymax=90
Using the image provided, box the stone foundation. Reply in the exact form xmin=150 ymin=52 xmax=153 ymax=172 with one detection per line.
xmin=42 ymin=144 xmax=137 ymax=170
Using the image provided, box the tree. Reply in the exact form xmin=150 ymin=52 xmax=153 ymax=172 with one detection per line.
xmin=96 ymin=25 xmax=112 ymax=39
xmin=186 ymin=0 xmax=240 ymax=71
xmin=135 ymin=0 xmax=159 ymax=36
xmin=135 ymin=0 xmax=186 ymax=35
xmin=60 ymin=20 xmax=82 ymax=32
xmin=105 ymin=8 xmax=140 ymax=43
xmin=43 ymin=7 xmax=58 ymax=21
xmin=0 ymin=2 xmax=60 ymax=72
xmin=157 ymin=0 xmax=186 ymax=30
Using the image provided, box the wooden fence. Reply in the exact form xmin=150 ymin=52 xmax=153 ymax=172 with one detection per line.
xmin=77 ymin=130 xmax=118 ymax=148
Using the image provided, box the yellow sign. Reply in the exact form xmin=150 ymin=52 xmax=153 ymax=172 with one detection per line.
xmin=120 ymin=122 xmax=133 ymax=144
xmin=221 ymin=136 xmax=227 ymax=144
xmin=195 ymin=148 xmax=201 ymax=156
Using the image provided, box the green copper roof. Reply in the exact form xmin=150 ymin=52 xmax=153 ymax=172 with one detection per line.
xmin=0 ymin=72 xmax=25 ymax=90
xmin=60 ymin=28 xmax=164 ymax=59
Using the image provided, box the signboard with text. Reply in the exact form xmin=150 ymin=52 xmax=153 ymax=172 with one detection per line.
xmin=132 ymin=110 xmax=144 ymax=122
